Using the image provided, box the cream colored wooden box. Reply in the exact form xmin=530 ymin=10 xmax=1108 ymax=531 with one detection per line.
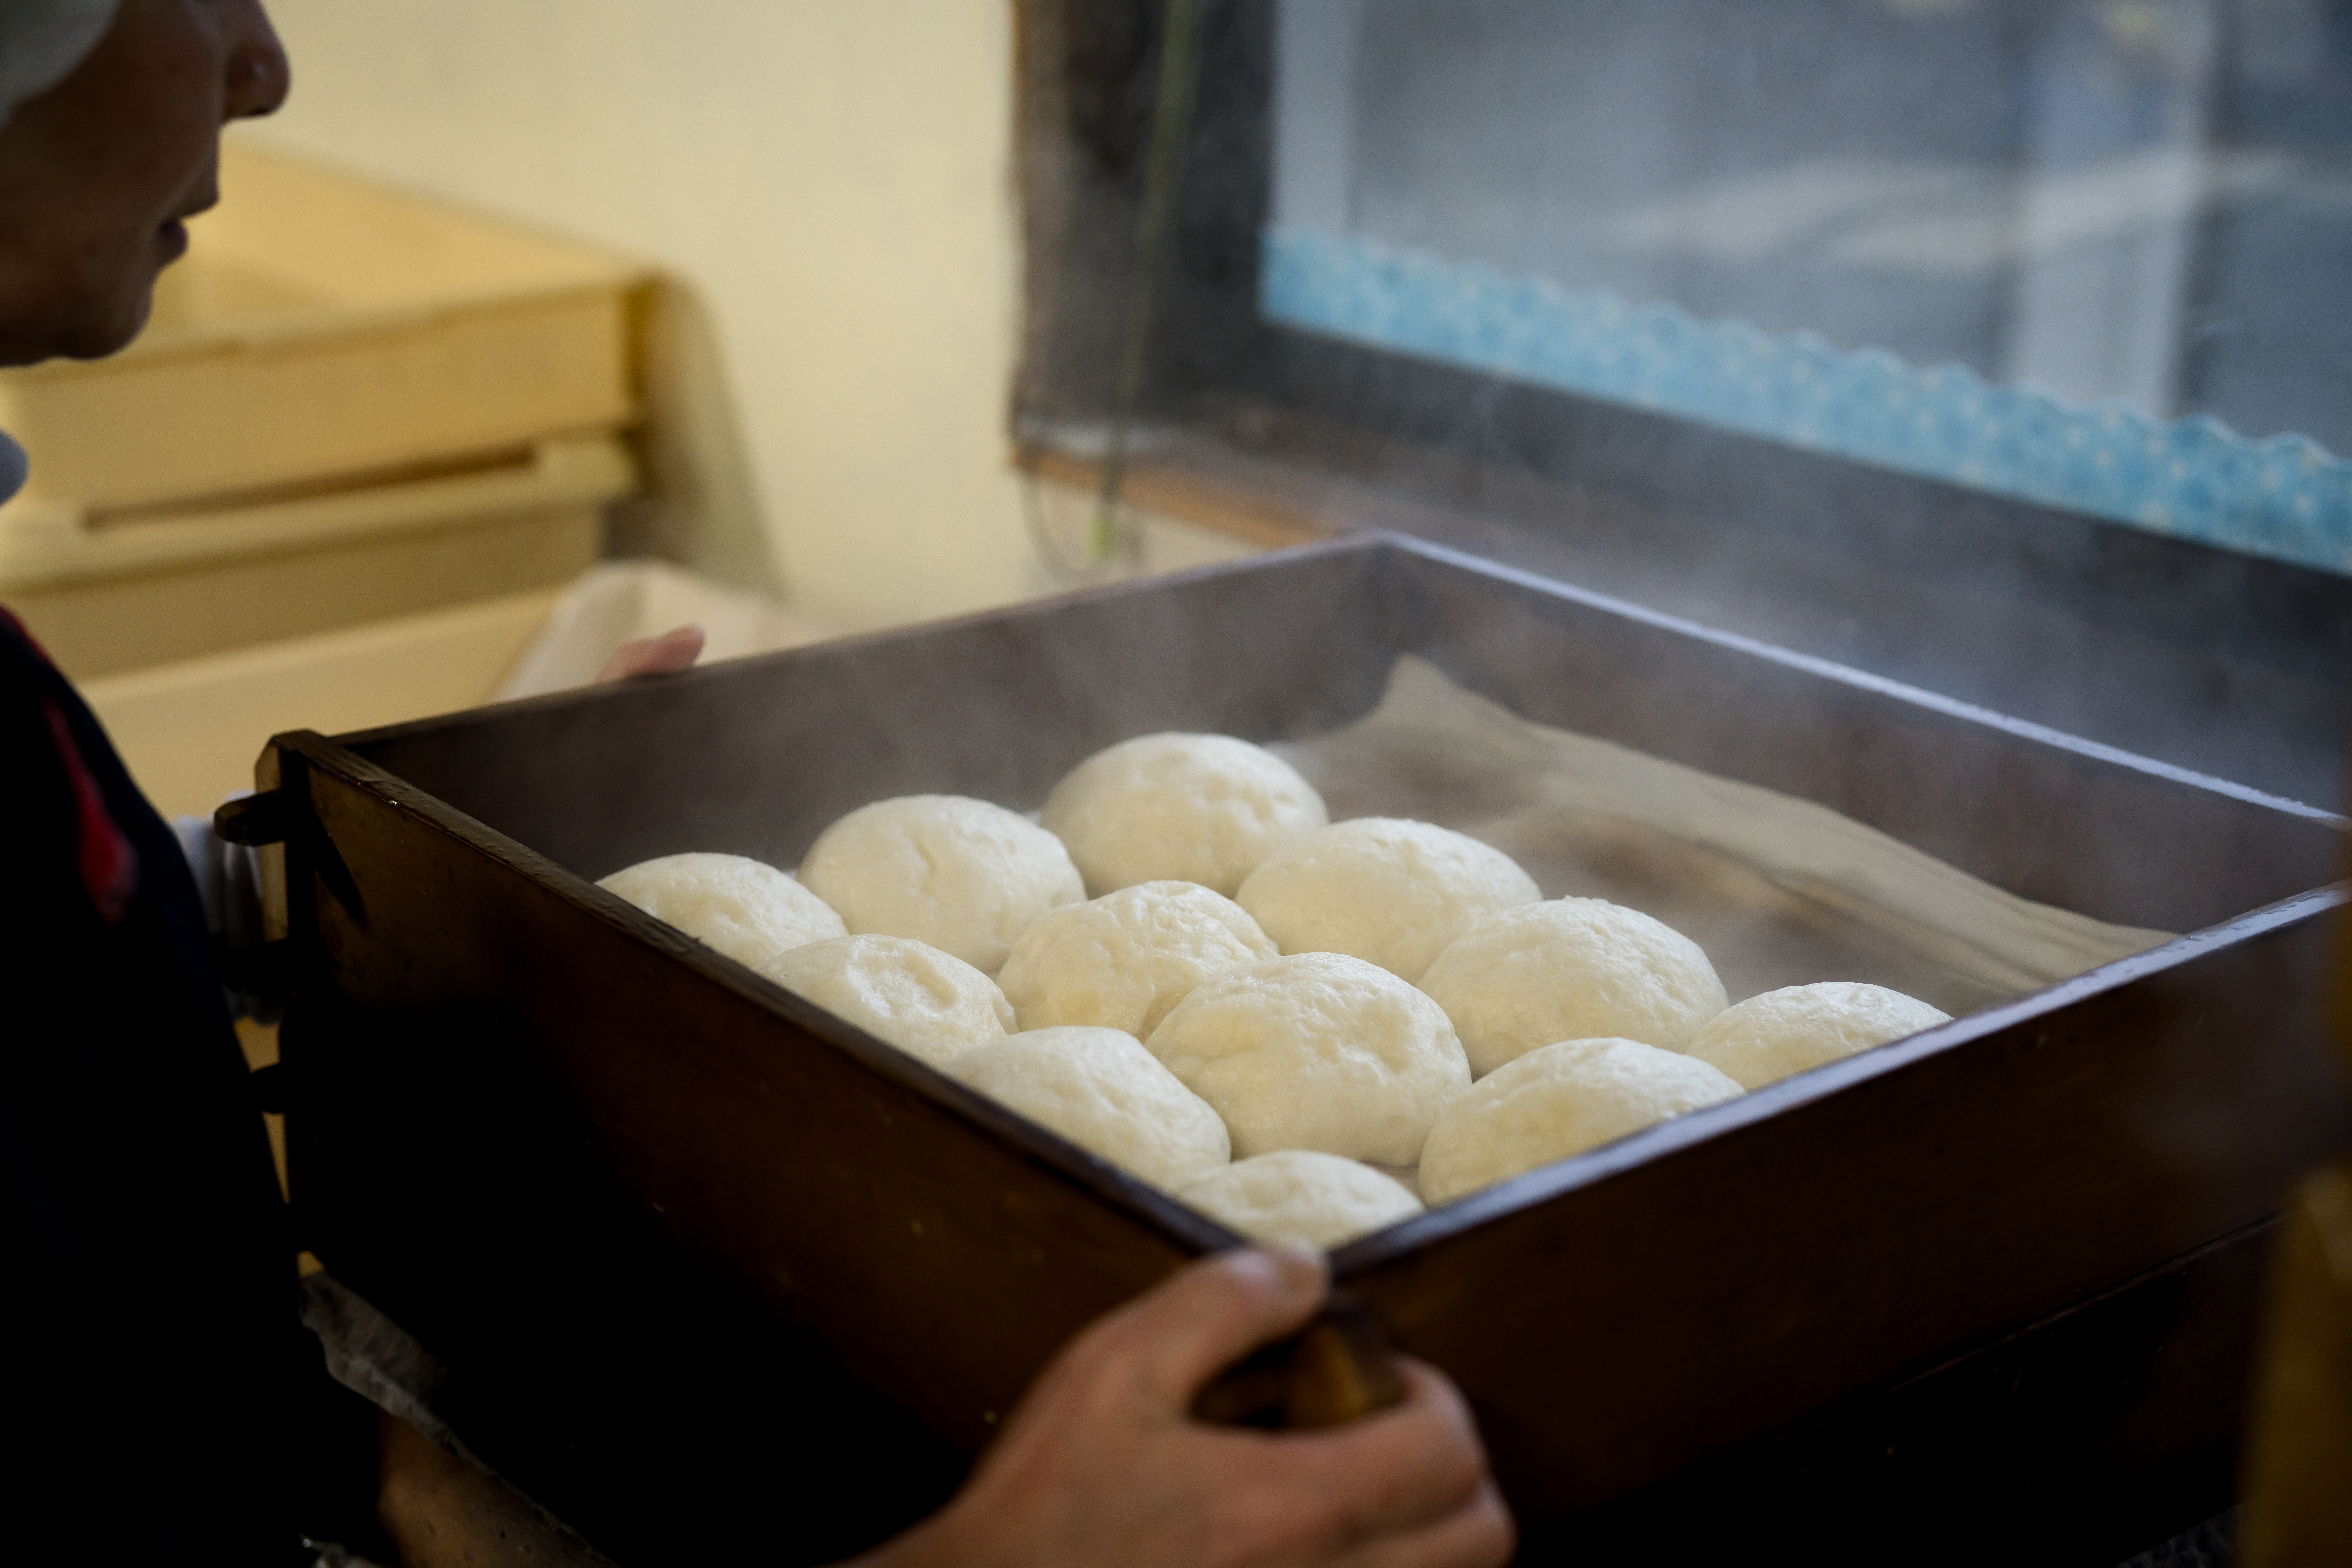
xmin=0 ymin=143 xmax=642 ymax=514
xmin=1 ymin=434 xmax=625 ymax=678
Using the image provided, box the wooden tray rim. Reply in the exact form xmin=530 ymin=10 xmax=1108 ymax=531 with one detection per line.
xmin=273 ymin=526 xmax=2352 ymax=1272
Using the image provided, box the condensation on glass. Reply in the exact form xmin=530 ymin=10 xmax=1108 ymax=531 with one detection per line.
xmin=1267 ymin=0 xmax=2352 ymax=565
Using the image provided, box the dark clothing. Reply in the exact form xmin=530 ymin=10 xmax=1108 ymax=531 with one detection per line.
xmin=0 ymin=603 xmax=303 ymax=1563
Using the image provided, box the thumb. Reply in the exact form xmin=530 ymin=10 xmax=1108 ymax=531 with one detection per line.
xmin=1103 ymin=1246 xmax=1329 ymax=1412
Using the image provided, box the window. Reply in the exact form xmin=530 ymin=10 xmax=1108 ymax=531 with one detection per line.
xmin=1260 ymin=0 xmax=2352 ymax=570
xmin=1015 ymin=0 xmax=2352 ymax=804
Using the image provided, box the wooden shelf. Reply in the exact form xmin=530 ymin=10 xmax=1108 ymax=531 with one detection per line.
xmin=1015 ymin=442 xmax=1339 ymax=552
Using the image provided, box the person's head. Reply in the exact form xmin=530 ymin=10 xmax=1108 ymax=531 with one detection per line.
xmin=0 ymin=0 xmax=288 ymax=367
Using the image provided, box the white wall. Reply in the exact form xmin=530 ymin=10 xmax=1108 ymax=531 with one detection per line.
xmin=241 ymin=0 xmax=1034 ymax=630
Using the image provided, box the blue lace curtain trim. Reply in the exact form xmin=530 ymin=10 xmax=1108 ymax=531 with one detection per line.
xmin=1262 ymin=224 xmax=2352 ymax=576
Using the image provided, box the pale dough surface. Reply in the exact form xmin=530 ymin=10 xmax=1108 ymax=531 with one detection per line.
xmin=1145 ymin=951 xmax=1470 ymax=1165
xmin=1420 ymin=898 xmax=1729 ymax=1076
xmin=1235 ymin=817 xmax=1541 ymax=983
xmin=997 ymin=880 xmax=1278 ymax=1038
xmin=598 ymin=852 xmax=845 ymax=982
xmin=1685 ymin=981 xmax=1951 ymax=1090
xmin=766 ymin=934 xmax=1014 ymax=1072
xmin=951 ymin=1026 xmax=1231 ymax=1189
xmin=1419 ymin=1037 xmax=1744 ymax=1204
xmin=1042 ymin=732 xmax=1328 ymax=896
xmin=1176 ymin=1151 xmax=1423 ymax=1250
xmin=799 ymin=795 xmax=1084 ymax=973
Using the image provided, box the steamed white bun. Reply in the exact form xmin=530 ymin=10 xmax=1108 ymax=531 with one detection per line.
xmin=1042 ymin=732 xmax=1328 ymax=897
xmin=799 ymin=795 xmax=1084 ymax=973
xmin=1685 ymin=982 xmax=1951 ymax=1090
xmin=598 ymin=852 xmax=845 ymax=980
xmin=1145 ymin=951 xmax=1470 ymax=1165
xmin=1419 ymin=1038 xmax=1744 ymax=1204
xmin=1176 ymin=1151 xmax=1423 ymax=1250
xmin=950 ymin=1025 xmax=1231 ymax=1189
xmin=997 ymin=880 xmax=1278 ymax=1038
xmin=767 ymin=934 xmax=1013 ymax=1072
xmin=1420 ymin=899 xmax=1728 ymax=1077
xmin=1236 ymin=818 xmax=1540 ymax=984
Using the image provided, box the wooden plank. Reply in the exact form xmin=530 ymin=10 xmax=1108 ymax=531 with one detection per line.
xmin=1532 ymin=1217 xmax=2276 ymax=1565
xmin=1018 ymin=442 xmax=1338 ymax=550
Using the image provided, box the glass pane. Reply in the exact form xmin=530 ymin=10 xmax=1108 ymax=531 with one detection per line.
xmin=1267 ymin=0 xmax=2352 ymax=570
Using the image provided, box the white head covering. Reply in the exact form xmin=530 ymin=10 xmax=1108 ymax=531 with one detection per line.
xmin=0 ymin=0 xmax=120 ymax=128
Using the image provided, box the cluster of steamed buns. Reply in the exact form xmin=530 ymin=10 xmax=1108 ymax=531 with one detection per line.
xmin=598 ymin=733 xmax=1951 ymax=1250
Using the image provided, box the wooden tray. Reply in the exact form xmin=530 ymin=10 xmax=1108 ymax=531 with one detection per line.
xmin=256 ymin=536 xmax=2348 ymax=1565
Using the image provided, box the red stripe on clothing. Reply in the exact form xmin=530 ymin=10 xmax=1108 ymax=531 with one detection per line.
xmin=5 ymin=602 xmax=141 ymax=922
xmin=39 ymin=694 xmax=140 ymax=925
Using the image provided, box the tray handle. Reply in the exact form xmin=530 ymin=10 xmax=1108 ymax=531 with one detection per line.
xmin=1192 ymin=1290 xmax=1406 ymax=1431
